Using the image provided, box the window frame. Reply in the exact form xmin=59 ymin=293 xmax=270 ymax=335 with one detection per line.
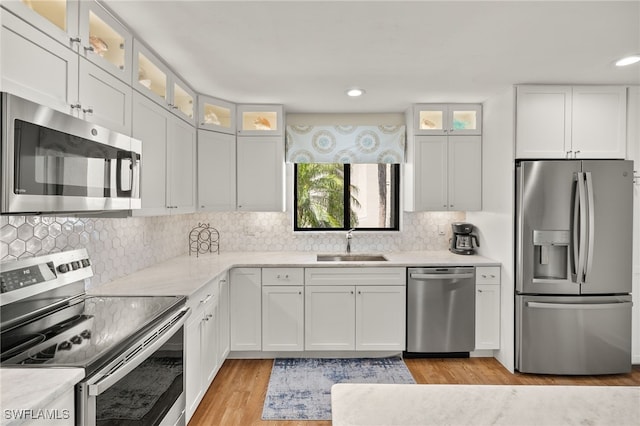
xmin=293 ymin=163 xmax=401 ymax=232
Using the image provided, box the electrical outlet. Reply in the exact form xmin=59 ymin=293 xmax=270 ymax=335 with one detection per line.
xmin=438 ymin=225 xmax=446 ymax=236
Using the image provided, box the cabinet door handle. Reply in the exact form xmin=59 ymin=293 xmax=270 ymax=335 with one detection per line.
xmin=84 ymin=45 xmax=95 ymax=54
xmin=83 ymin=107 xmax=94 ymax=115
xmin=70 ymin=36 xmax=81 ymax=44
xmin=478 ymin=289 xmax=483 ymax=293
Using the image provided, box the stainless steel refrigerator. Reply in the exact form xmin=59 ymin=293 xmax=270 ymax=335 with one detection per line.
xmin=515 ymin=159 xmax=634 ymax=375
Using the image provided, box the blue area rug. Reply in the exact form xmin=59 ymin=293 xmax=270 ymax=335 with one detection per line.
xmin=261 ymin=357 xmax=415 ymax=420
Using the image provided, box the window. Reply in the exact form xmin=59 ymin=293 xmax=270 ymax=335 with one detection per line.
xmin=294 ymin=163 xmax=400 ymax=231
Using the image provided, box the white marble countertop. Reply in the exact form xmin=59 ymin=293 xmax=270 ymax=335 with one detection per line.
xmin=0 ymin=368 xmax=84 ymax=425
xmin=88 ymin=250 xmax=499 ymax=297
xmin=331 ymin=383 xmax=640 ymax=426
xmin=1 ymin=251 xmax=498 ymax=420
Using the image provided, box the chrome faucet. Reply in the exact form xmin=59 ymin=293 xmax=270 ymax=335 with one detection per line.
xmin=346 ymin=228 xmax=355 ymax=253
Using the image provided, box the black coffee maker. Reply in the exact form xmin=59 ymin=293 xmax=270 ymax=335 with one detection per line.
xmin=449 ymin=222 xmax=480 ymax=255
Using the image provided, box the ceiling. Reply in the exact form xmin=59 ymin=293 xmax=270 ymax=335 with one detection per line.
xmin=101 ymin=0 xmax=640 ymax=113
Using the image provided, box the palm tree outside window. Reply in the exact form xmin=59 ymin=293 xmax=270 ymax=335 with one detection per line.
xmin=294 ymin=163 xmax=400 ymax=231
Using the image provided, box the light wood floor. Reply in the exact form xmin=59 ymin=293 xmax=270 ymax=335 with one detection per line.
xmin=188 ymin=358 xmax=640 ymax=426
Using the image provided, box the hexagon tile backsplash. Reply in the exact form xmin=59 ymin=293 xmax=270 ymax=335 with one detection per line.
xmin=0 ymin=211 xmax=463 ymax=288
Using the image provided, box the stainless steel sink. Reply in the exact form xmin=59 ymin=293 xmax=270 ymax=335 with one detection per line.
xmin=316 ymin=254 xmax=387 ymax=262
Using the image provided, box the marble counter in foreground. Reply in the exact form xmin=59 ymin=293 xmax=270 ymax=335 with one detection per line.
xmin=88 ymin=250 xmax=499 ymax=297
xmin=0 ymin=368 xmax=84 ymax=426
xmin=331 ymin=383 xmax=640 ymax=426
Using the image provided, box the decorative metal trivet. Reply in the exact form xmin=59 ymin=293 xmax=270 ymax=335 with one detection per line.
xmin=188 ymin=223 xmax=219 ymax=257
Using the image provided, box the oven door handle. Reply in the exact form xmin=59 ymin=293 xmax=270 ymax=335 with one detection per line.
xmin=87 ymin=307 xmax=190 ymax=396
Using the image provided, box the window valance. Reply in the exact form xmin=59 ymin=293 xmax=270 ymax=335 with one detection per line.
xmin=285 ymin=125 xmax=405 ymax=163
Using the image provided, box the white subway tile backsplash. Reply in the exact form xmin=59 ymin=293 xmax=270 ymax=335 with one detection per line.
xmin=0 ymin=211 xmax=463 ymax=288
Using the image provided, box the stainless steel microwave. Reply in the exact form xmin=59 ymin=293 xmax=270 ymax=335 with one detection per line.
xmin=1 ymin=93 xmax=141 ymax=215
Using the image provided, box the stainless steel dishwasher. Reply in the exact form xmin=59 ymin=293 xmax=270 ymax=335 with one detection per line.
xmin=406 ymin=267 xmax=476 ymax=355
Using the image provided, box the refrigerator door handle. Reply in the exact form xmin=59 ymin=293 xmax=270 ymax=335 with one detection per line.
xmin=576 ymin=172 xmax=588 ymax=283
xmin=571 ymin=176 xmax=580 ymax=281
xmin=584 ymin=171 xmax=595 ymax=284
xmin=526 ymin=301 xmax=631 ymax=310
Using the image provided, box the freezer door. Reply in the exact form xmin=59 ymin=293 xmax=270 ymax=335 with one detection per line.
xmin=516 ymin=295 xmax=632 ymax=375
xmin=580 ymin=160 xmax=633 ymax=294
xmin=516 ymin=161 xmax=581 ymax=294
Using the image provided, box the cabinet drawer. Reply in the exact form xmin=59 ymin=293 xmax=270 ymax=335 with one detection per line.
xmin=305 ymin=267 xmax=406 ymax=286
xmin=187 ymin=280 xmax=218 ymax=313
xmin=476 ymin=266 xmax=500 ymax=285
xmin=262 ymin=268 xmax=304 ymax=286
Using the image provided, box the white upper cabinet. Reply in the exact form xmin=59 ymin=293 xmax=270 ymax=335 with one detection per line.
xmin=132 ymin=92 xmax=196 ymax=216
xmin=78 ymin=0 xmax=132 ymax=83
xmin=237 ymin=104 xmax=284 ymax=136
xmin=405 ymin=135 xmax=482 ymax=212
xmin=171 ymin=74 xmax=196 ymax=124
xmin=411 ymin=104 xmax=482 ymax=136
xmin=1 ymin=8 xmax=79 ymax=112
xmin=3 ymin=0 xmax=132 ymax=83
xmin=2 ymin=0 xmax=80 ymax=50
xmin=133 ymin=39 xmax=196 ymax=125
xmin=198 ymin=95 xmax=236 ymax=134
xmin=1 ymin=2 xmax=132 ymax=133
xmin=236 ymin=136 xmax=285 ymax=212
xmin=78 ymin=57 xmax=131 ymax=134
xmin=197 ymin=129 xmax=237 ymax=211
xmin=516 ymin=85 xmax=627 ymax=159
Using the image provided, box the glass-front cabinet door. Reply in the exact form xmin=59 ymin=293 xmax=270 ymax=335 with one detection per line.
xmin=133 ymin=40 xmax=168 ymax=104
xmin=79 ymin=0 xmax=132 ymax=83
xmin=171 ymin=76 xmax=196 ymax=124
xmin=3 ymin=0 xmax=80 ymax=48
xmin=237 ymin=104 xmax=284 ymax=136
xmin=449 ymin=105 xmax=482 ymax=135
xmin=414 ymin=104 xmax=448 ymax=135
xmin=198 ymin=96 xmax=236 ymax=134
xmin=413 ymin=104 xmax=482 ymax=135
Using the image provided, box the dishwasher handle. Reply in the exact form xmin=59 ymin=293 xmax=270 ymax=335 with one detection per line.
xmin=409 ymin=272 xmax=475 ymax=280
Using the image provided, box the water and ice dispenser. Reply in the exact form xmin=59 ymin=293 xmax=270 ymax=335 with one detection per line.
xmin=532 ymin=230 xmax=570 ymax=280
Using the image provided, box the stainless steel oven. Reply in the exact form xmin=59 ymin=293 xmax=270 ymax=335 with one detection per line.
xmin=0 ymin=249 xmax=189 ymax=426
xmin=1 ymin=92 xmax=141 ymax=215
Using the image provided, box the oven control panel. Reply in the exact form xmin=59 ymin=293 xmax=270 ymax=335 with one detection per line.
xmin=0 ymin=249 xmax=93 ymax=298
xmin=0 ymin=262 xmax=56 ymax=293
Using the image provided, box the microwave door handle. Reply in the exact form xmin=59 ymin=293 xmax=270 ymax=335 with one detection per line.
xmin=584 ymin=172 xmax=595 ymax=284
xmin=115 ymin=152 xmax=133 ymax=197
xmin=131 ymin=152 xmax=140 ymax=199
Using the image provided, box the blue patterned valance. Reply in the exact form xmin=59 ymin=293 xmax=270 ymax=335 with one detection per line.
xmin=285 ymin=125 xmax=406 ymax=163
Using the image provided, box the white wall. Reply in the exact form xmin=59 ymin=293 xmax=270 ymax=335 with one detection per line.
xmin=467 ymin=88 xmax=515 ymax=372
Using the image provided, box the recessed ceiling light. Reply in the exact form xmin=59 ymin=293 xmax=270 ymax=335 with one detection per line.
xmin=615 ymin=55 xmax=640 ymax=66
xmin=346 ymin=88 xmax=365 ymax=97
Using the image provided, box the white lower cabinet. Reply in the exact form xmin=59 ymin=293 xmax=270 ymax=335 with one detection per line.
xmin=305 ymin=285 xmax=356 ymax=351
xmin=185 ymin=280 xmax=219 ymax=422
xmin=262 ymin=285 xmax=305 ymax=351
xmin=475 ymin=266 xmax=501 ymax=350
xmin=356 ymin=285 xmax=406 ymax=351
xmin=230 ymin=268 xmax=262 ymax=351
xmin=304 ymin=268 xmax=406 ymax=351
